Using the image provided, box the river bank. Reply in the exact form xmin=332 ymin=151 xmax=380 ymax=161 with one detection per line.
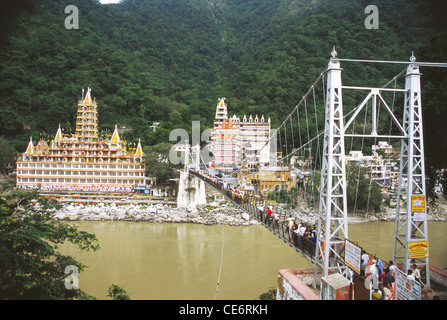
xmin=51 ymin=200 xmax=261 ymax=226
xmin=50 ymin=194 xmax=447 ymax=227
xmin=287 ymin=198 xmax=447 ymax=227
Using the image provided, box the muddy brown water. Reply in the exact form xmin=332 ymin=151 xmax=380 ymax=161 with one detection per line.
xmin=60 ymin=220 xmax=447 ymax=299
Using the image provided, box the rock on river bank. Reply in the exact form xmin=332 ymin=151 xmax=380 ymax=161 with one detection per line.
xmin=48 ymin=193 xmax=447 ymax=226
xmin=51 ymin=201 xmax=261 ymax=226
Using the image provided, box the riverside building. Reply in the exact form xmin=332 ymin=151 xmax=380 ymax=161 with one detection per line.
xmin=210 ymin=98 xmax=272 ymax=173
xmin=16 ymin=88 xmax=146 ymax=193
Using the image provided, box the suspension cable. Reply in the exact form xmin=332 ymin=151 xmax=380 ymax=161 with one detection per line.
xmin=214 ymin=224 xmax=225 ymax=300
xmin=236 ymin=68 xmax=329 ymax=173
xmin=337 ymin=58 xmax=447 ymax=67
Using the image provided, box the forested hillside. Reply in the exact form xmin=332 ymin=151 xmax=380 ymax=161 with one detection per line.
xmin=0 ymin=0 xmax=445 ymax=170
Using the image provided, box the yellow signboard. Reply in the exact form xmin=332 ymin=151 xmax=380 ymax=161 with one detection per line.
xmin=411 ymin=195 xmax=425 ymax=213
xmin=408 ymin=240 xmax=429 ymax=259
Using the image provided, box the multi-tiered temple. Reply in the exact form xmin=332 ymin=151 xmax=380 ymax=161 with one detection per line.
xmin=210 ymin=97 xmax=271 ymax=172
xmin=16 ymin=88 xmax=145 ymax=193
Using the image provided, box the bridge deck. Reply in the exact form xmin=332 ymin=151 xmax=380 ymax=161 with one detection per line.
xmin=189 ymin=170 xmax=446 ymax=297
xmin=189 ymin=170 xmax=317 ymax=265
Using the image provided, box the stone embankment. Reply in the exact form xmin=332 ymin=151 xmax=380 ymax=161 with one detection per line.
xmin=51 ymin=196 xmax=447 ymax=227
xmin=52 ymin=200 xmax=260 ymax=226
xmin=49 ymin=177 xmax=447 ymax=226
xmin=286 ymin=200 xmax=447 ymax=227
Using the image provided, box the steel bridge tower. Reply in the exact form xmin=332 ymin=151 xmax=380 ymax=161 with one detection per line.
xmin=393 ymin=55 xmax=430 ymax=288
xmin=314 ymin=50 xmax=432 ymax=289
xmin=314 ymin=48 xmax=349 ymax=279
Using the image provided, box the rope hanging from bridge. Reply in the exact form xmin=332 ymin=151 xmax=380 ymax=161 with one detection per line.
xmin=214 ymin=224 xmax=225 ymax=300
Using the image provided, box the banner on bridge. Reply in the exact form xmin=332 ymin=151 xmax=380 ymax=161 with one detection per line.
xmin=411 ymin=195 xmax=426 ymax=221
xmin=344 ymin=239 xmax=362 ymax=275
xmin=409 ymin=240 xmax=429 ymax=259
xmin=395 ymin=268 xmax=421 ymax=300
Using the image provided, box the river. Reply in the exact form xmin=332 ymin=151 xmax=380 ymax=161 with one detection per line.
xmin=60 ymin=220 xmax=447 ymax=300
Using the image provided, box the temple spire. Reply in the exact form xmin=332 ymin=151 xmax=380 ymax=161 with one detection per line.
xmin=215 ymin=97 xmax=228 ymax=120
xmin=81 ymin=87 xmax=93 ymax=106
xmin=54 ymin=124 xmax=63 ymax=143
xmin=76 ymin=87 xmax=98 ymax=141
xmin=134 ymin=139 xmax=143 ymax=158
xmin=25 ymin=137 xmax=34 ymax=155
xmin=110 ymin=124 xmax=121 ymax=143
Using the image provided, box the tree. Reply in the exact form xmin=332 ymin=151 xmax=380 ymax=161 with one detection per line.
xmin=107 ymin=283 xmax=131 ymax=300
xmin=258 ymin=287 xmax=276 ymax=300
xmin=0 ymin=136 xmax=16 ymax=173
xmin=144 ymin=142 xmax=181 ymax=184
xmin=0 ymin=189 xmax=100 ymax=299
xmin=306 ymin=170 xmax=321 ymax=206
xmin=420 ymin=32 xmax=447 ymax=199
xmin=346 ymin=164 xmax=383 ymax=214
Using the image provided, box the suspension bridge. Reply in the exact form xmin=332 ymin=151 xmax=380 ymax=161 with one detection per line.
xmin=178 ymin=48 xmax=447 ymax=298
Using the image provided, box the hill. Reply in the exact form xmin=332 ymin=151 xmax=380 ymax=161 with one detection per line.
xmin=0 ymin=0 xmax=445 ymax=172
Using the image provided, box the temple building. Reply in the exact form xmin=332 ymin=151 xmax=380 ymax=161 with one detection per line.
xmin=16 ymin=88 xmax=146 ymax=193
xmin=210 ymin=97 xmax=272 ymax=173
xmin=237 ymin=165 xmax=296 ymax=197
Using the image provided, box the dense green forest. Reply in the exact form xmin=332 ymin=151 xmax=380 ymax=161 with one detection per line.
xmin=0 ymin=0 xmax=446 ymax=171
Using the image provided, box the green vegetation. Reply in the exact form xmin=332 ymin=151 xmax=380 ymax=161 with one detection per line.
xmin=266 ymin=187 xmax=296 ymax=208
xmin=258 ymin=287 xmax=277 ymax=300
xmin=0 ymin=0 xmax=445 ymax=193
xmin=143 ymin=142 xmax=182 ymax=183
xmin=420 ymin=32 xmax=447 ymax=199
xmin=0 ymin=188 xmax=99 ymax=299
xmin=267 ymin=165 xmax=383 ymax=213
xmin=346 ymin=164 xmax=383 ymax=214
xmin=0 ymin=186 xmax=132 ymax=299
xmin=108 ymin=283 xmax=131 ymax=300
xmin=0 ymin=136 xmax=16 ymax=172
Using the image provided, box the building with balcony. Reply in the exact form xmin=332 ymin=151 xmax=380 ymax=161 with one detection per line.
xmin=210 ymin=98 xmax=271 ymax=172
xmin=237 ymin=165 xmax=295 ymax=197
xmin=16 ymin=88 xmax=146 ymax=193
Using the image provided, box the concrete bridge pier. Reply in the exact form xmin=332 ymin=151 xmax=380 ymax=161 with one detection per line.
xmin=177 ymin=170 xmax=206 ymax=209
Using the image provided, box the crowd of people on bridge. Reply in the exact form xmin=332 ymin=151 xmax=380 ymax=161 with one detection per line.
xmin=361 ymin=251 xmax=396 ymax=300
xmin=192 ymin=169 xmax=320 ymax=256
xmin=360 ymin=249 xmax=427 ymax=300
xmin=191 ymin=169 xmax=431 ymax=300
xmin=192 ymin=169 xmax=251 ymax=204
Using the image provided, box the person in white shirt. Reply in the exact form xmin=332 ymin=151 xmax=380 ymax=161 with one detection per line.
xmin=407 ymin=269 xmax=415 ymax=281
xmin=361 ymin=250 xmax=369 ymax=277
xmin=273 ymin=211 xmax=280 ymax=229
xmin=412 ymin=264 xmax=422 ymax=284
xmin=299 ymin=224 xmax=306 ymax=236
xmin=369 ymin=259 xmax=379 ymax=280
xmin=388 ymin=260 xmax=397 ymax=277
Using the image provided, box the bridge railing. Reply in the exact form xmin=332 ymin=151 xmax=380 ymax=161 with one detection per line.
xmin=189 ymin=170 xmax=317 ymax=262
xmin=190 ymin=170 xmax=433 ymax=299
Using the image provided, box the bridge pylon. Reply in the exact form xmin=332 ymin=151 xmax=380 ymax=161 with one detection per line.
xmin=314 ymin=48 xmax=350 ymax=282
xmin=312 ymin=50 xmax=432 ymax=290
xmin=393 ymin=54 xmax=430 ymax=288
